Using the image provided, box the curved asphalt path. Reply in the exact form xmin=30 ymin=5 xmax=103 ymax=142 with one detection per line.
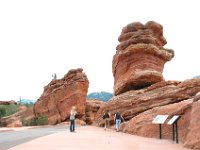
xmin=0 ymin=125 xmax=68 ymax=150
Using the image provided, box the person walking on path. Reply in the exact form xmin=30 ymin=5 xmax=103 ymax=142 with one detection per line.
xmin=114 ymin=111 xmax=124 ymax=132
xmin=103 ymin=110 xmax=110 ymax=130
xmin=70 ymin=106 xmax=77 ymax=132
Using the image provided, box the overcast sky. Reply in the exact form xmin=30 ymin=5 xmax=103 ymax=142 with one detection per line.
xmin=0 ymin=0 xmax=200 ymax=101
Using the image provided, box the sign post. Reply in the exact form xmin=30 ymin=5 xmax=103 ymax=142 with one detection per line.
xmin=152 ymin=115 xmax=168 ymax=139
xmin=167 ymin=115 xmax=181 ymax=143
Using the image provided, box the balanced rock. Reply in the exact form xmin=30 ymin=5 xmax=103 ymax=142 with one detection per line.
xmin=113 ymin=21 xmax=174 ymax=95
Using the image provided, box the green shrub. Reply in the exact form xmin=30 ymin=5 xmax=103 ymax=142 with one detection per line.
xmin=36 ymin=115 xmax=48 ymax=125
xmin=21 ymin=118 xmax=31 ymax=126
xmin=0 ymin=104 xmax=18 ymax=118
xmin=0 ymin=106 xmax=6 ymax=118
xmin=21 ymin=115 xmax=48 ymax=126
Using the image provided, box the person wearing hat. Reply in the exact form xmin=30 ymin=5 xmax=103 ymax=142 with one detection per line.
xmin=70 ymin=106 xmax=77 ymax=132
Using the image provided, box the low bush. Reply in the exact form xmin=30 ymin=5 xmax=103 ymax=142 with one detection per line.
xmin=0 ymin=104 xmax=18 ymax=118
xmin=21 ymin=115 xmax=48 ymax=126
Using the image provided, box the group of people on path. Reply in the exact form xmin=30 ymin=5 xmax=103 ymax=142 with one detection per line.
xmin=103 ymin=110 xmax=124 ymax=132
xmin=69 ymin=106 xmax=124 ymax=132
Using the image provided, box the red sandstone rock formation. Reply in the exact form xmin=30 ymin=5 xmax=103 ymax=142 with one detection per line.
xmin=34 ymin=68 xmax=89 ymax=125
xmin=96 ymin=79 xmax=200 ymax=149
xmin=95 ymin=20 xmax=200 ymax=149
xmin=113 ymin=21 xmax=174 ymax=95
xmin=121 ymin=100 xmax=193 ymax=142
xmin=0 ymin=100 xmax=17 ymax=105
xmin=85 ymin=99 xmax=104 ymax=125
xmin=184 ymin=100 xmax=200 ymax=149
xmin=96 ymin=79 xmax=200 ymax=126
xmin=0 ymin=106 xmax=34 ymax=127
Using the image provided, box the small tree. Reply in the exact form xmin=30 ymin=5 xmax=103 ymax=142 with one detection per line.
xmin=0 ymin=105 xmax=6 ymax=118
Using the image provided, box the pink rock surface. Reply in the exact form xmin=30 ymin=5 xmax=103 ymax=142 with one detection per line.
xmin=184 ymin=100 xmax=200 ymax=149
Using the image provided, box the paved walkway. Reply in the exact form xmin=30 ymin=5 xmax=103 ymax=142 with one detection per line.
xmin=8 ymin=126 xmax=190 ymax=150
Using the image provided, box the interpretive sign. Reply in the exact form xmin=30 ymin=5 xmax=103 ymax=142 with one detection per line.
xmin=167 ymin=115 xmax=181 ymax=143
xmin=152 ymin=115 xmax=169 ymax=124
xmin=167 ymin=115 xmax=180 ymax=125
xmin=152 ymin=115 xmax=169 ymax=139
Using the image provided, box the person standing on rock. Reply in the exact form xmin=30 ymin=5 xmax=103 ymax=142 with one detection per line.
xmin=52 ymin=73 xmax=57 ymax=80
xmin=103 ymin=110 xmax=110 ymax=130
xmin=70 ymin=106 xmax=77 ymax=132
xmin=114 ymin=111 xmax=124 ymax=132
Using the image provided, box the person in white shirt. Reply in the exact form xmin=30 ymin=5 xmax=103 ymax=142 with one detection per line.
xmin=70 ymin=106 xmax=77 ymax=132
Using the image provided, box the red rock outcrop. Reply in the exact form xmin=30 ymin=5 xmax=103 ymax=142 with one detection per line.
xmin=184 ymin=100 xmax=200 ymax=149
xmin=113 ymin=21 xmax=174 ymax=95
xmin=0 ymin=100 xmax=17 ymax=105
xmin=96 ymin=79 xmax=200 ymax=126
xmin=33 ymin=68 xmax=89 ymax=125
xmin=85 ymin=100 xmax=104 ymax=125
xmin=122 ymin=99 xmax=193 ymax=142
xmin=0 ymin=106 xmax=34 ymax=127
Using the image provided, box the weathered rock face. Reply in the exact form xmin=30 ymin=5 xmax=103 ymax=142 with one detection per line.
xmin=0 ymin=100 xmax=17 ymax=105
xmin=184 ymin=100 xmax=200 ymax=149
xmin=96 ymin=79 xmax=200 ymax=126
xmin=113 ymin=21 xmax=174 ymax=95
xmin=85 ymin=100 xmax=104 ymax=125
xmin=34 ymin=68 xmax=89 ymax=125
xmin=96 ymin=78 xmax=200 ymax=149
xmin=122 ymin=100 xmax=193 ymax=142
xmin=0 ymin=106 xmax=34 ymax=127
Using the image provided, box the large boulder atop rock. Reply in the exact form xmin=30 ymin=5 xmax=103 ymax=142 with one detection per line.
xmin=113 ymin=21 xmax=174 ymax=95
xmin=34 ymin=68 xmax=89 ymax=125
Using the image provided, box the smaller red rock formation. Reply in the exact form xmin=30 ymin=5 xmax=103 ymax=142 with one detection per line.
xmin=85 ymin=100 xmax=104 ymax=125
xmin=0 ymin=106 xmax=34 ymax=127
xmin=34 ymin=68 xmax=89 ymax=125
xmin=0 ymin=100 xmax=17 ymax=105
xmin=113 ymin=21 xmax=174 ymax=95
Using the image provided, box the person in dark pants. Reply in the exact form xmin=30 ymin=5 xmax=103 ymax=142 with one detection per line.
xmin=70 ymin=106 xmax=76 ymax=132
xmin=103 ymin=110 xmax=110 ymax=130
